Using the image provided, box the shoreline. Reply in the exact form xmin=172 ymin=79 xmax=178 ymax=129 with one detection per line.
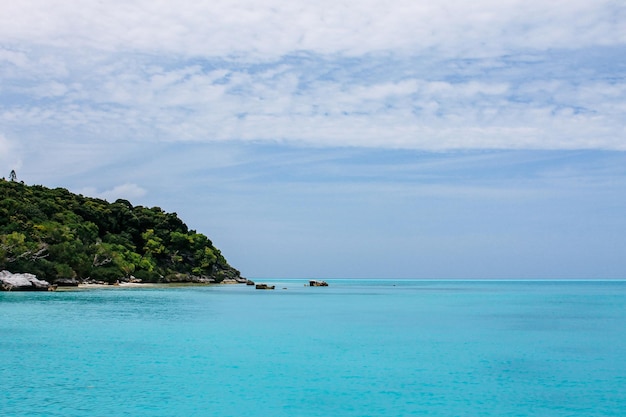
xmin=56 ymin=282 xmax=220 ymax=291
xmin=79 ymin=282 xmax=160 ymax=289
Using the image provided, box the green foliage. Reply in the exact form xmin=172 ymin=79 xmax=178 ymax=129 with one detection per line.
xmin=0 ymin=179 xmax=241 ymax=283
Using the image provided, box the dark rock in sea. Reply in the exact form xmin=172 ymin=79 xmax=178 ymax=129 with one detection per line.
xmin=0 ymin=270 xmax=51 ymax=291
xmin=246 ymin=280 xmax=255 ymax=285
xmin=255 ymin=283 xmax=275 ymax=290
xmin=309 ymin=280 xmax=329 ymax=287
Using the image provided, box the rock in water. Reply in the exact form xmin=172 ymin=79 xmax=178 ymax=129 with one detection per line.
xmin=255 ymin=283 xmax=275 ymax=290
xmin=0 ymin=270 xmax=50 ymax=291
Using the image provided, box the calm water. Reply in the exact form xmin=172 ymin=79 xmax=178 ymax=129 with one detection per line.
xmin=1 ymin=280 xmax=625 ymax=416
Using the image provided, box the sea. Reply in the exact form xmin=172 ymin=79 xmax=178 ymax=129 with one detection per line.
xmin=1 ymin=279 xmax=625 ymax=417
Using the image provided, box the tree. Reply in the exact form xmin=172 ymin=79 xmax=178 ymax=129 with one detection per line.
xmin=0 ymin=231 xmax=48 ymax=268
xmin=9 ymin=170 xmax=16 ymax=181
xmin=0 ymin=180 xmax=242 ymax=283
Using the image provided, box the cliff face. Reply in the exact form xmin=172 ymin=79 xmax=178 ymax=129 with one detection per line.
xmin=0 ymin=179 xmax=243 ymax=284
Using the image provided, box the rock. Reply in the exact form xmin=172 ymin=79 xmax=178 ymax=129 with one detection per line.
xmin=0 ymin=270 xmax=51 ymax=291
xmin=84 ymin=279 xmax=106 ymax=285
xmin=255 ymin=283 xmax=275 ymax=290
xmin=215 ymin=266 xmax=245 ymax=283
xmin=189 ymin=275 xmax=216 ymax=284
xmin=309 ymin=280 xmax=329 ymax=287
xmin=246 ymin=280 xmax=255 ymax=286
xmin=164 ymin=273 xmax=216 ymax=284
xmin=55 ymin=278 xmax=80 ymax=287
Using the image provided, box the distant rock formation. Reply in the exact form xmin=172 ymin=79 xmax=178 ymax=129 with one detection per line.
xmin=0 ymin=270 xmax=51 ymax=291
xmin=309 ymin=280 xmax=328 ymax=287
xmin=255 ymin=283 xmax=275 ymax=290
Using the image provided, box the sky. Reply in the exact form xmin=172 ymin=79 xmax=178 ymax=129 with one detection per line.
xmin=1 ymin=0 xmax=625 ymax=279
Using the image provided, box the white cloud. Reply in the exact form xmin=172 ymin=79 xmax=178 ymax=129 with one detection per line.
xmin=77 ymin=183 xmax=147 ymax=202
xmin=0 ymin=1 xmax=624 ymax=151
xmin=0 ymin=48 xmax=29 ymax=69
xmin=1 ymin=0 xmax=624 ymax=59
xmin=3 ymin=60 xmax=624 ymax=150
xmin=0 ymin=134 xmax=22 ymax=174
xmin=0 ymin=134 xmax=9 ymax=154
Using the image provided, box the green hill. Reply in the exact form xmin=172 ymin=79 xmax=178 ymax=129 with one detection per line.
xmin=0 ymin=178 xmax=243 ymax=284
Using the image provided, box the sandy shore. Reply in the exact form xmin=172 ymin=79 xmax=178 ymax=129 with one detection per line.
xmin=79 ymin=282 xmax=159 ymax=288
xmin=51 ymin=282 xmax=165 ymax=291
xmin=53 ymin=281 xmax=245 ymax=291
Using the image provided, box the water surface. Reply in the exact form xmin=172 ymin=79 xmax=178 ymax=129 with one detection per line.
xmin=1 ymin=280 xmax=625 ymax=416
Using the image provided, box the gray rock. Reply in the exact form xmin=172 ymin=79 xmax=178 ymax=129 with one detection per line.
xmin=163 ymin=273 xmax=216 ymax=284
xmin=55 ymin=278 xmax=80 ymax=287
xmin=0 ymin=270 xmax=51 ymax=291
xmin=255 ymin=283 xmax=275 ymax=290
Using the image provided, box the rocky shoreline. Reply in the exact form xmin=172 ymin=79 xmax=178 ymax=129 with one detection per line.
xmin=0 ymin=271 xmax=53 ymax=291
xmin=1 ymin=271 xmax=329 ymax=292
xmin=0 ymin=270 xmax=250 ymax=291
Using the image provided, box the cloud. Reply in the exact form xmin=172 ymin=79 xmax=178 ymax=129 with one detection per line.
xmin=1 ymin=0 xmax=624 ymax=58
xmin=77 ymin=183 xmax=148 ymax=202
xmin=2 ymin=55 xmax=624 ymax=149
xmin=0 ymin=134 xmax=22 ymax=173
xmin=0 ymin=134 xmax=9 ymax=155
xmin=0 ymin=1 xmax=625 ymax=151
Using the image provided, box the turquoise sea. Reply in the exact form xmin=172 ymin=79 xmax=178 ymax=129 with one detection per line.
xmin=1 ymin=280 xmax=626 ymax=416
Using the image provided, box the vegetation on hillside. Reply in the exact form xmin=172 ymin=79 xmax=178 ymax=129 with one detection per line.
xmin=0 ymin=178 xmax=242 ymax=284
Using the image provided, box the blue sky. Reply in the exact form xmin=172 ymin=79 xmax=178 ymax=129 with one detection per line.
xmin=1 ymin=0 xmax=625 ymax=278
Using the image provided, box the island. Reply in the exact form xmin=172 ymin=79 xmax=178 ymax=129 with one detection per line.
xmin=0 ymin=178 xmax=245 ymax=289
